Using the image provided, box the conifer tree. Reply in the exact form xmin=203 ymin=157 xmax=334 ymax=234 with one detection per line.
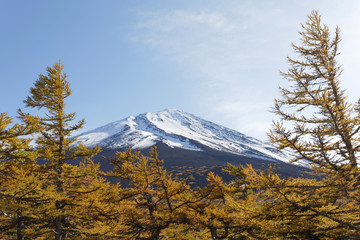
xmin=244 ymin=166 xmax=334 ymax=239
xmin=265 ymin=10 xmax=360 ymax=238
xmin=269 ymin=10 xmax=360 ymax=179
xmin=186 ymin=171 xmax=255 ymax=239
xmin=99 ymin=147 xmax=192 ymax=240
xmin=0 ymin=112 xmax=46 ymax=240
xmin=20 ymin=61 xmax=101 ymax=239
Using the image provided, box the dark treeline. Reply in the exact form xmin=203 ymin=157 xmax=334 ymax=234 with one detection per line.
xmin=1 ymin=11 xmax=360 ymax=239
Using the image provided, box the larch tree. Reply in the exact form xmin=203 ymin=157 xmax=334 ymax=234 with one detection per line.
xmin=19 ymin=60 xmax=102 ymax=240
xmin=269 ymin=10 xmax=360 ymax=179
xmin=99 ymin=147 xmax=192 ymax=240
xmin=185 ymin=169 xmax=256 ymax=240
xmin=265 ymin=10 xmax=360 ymax=238
xmin=0 ymin=112 xmax=47 ymax=240
xmin=243 ymin=165 xmax=336 ymax=239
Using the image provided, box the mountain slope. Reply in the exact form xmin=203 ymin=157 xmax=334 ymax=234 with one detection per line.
xmin=74 ymin=109 xmax=300 ymax=165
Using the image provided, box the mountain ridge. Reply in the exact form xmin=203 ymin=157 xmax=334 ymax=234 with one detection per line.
xmin=74 ymin=109 xmax=303 ymax=166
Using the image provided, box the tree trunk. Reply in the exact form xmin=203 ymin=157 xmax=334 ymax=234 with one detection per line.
xmin=55 ymin=214 xmax=62 ymax=240
xmin=16 ymin=212 xmax=24 ymax=240
xmin=55 ymin=198 xmax=65 ymax=240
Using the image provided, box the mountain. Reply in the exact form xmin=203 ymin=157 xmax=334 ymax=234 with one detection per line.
xmin=75 ymin=109 xmax=293 ymax=163
xmin=74 ymin=109 xmax=311 ymax=185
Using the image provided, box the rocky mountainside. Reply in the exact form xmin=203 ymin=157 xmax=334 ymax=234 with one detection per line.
xmin=73 ymin=109 xmax=310 ymax=185
xmin=74 ymin=109 xmax=302 ymax=164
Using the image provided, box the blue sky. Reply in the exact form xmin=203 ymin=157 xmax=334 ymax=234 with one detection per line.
xmin=1 ymin=0 xmax=360 ymax=140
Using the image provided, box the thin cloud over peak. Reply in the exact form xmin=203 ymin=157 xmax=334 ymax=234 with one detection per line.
xmin=130 ymin=5 xmax=295 ymax=139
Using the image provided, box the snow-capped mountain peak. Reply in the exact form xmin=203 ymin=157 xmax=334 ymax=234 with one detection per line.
xmin=74 ymin=109 xmax=297 ymax=165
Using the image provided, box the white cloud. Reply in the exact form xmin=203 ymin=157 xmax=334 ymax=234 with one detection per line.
xmin=130 ymin=5 xmax=289 ymax=139
xmin=132 ymin=5 xmax=289 ymax=84
xmin=135 ymin=10 xmax=246 ymax=77
xmin=129 ymin=1 xmax=360 ymax=140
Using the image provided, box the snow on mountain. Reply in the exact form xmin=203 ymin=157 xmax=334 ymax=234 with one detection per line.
xmin=74 ymin=109 xmax=299 ymax=165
